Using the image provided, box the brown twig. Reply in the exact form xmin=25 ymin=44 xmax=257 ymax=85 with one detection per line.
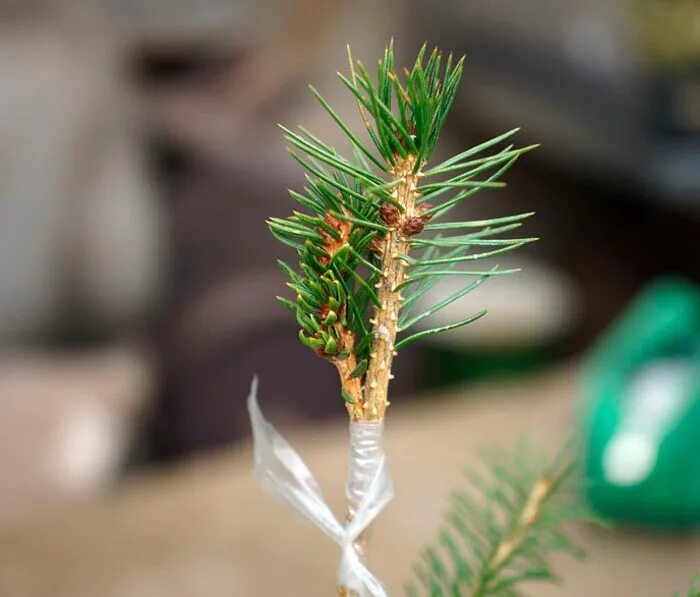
xmin=362 ymin=154 xmax=422 ymax=421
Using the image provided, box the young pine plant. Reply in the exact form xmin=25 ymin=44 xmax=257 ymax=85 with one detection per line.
xmin=269 ymin=41 xmax=537 ymax=422
xmin=265 ymin=41 xmax=569 ymax=596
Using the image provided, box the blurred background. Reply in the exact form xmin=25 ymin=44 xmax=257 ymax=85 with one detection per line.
xmin=0 ymin=0 xmax=699 ymax=595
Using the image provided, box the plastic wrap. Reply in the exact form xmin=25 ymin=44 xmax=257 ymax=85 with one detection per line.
xmin=247 ymin=378 xmax=393 ymax=596
xmin=347 ymin=419 xmax=385 ymax=511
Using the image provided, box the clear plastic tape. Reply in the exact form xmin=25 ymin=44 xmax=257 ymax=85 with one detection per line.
xmin=347 ymin=420 xmax=385 ymax=518
xmin=247 ymin=378 xmax=393 ymax=596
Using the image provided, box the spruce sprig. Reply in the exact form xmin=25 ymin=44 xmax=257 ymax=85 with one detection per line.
xmin=269 ymin=41 xmax=537 ymax=419
xmin=407 ymin=443 xmax=589 ymax=597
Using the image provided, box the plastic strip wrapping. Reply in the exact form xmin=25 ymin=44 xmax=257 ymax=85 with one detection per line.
xmin=247 ymin=378 xmax=393 ymax=596
xmin=347 ymin=418 xmax=385 ymax=522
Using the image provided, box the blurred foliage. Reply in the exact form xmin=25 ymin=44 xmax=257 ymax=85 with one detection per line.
xmin=407 ymin=441 xmax=595 ymax=596
xmin=675 ymin=572 xmax=700 ymax=597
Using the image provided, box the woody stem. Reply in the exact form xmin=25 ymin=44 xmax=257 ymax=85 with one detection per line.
xmin=362 ymin=155 xmax=420 ymax=421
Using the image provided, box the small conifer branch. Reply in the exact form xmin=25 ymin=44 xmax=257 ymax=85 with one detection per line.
xmin=407 ymin=443 xmax=593 ymax=597
xmin=267 ymin=41 xmax=539 ymax=594
xmin=270 ymin=41 xmax=533 ymax=418
xmin=473 ymin=471 xmax=561 ymax=595
xmin=315 ymin=209 xmax=365 ymax=413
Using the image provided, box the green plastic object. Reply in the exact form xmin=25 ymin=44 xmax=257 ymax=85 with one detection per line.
xmin=581 ymin=277 xmax=700 ymax=527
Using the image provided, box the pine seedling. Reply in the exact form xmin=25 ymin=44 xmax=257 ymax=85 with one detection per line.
xmin=270 ymin=40 xmax=537 ymax=421
xmin=265 ymin=41 xmax=541 ymax=595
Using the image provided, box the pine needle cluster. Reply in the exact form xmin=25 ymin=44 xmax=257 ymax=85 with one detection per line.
xmin=269 ymin=41 xmax=536 ymax=420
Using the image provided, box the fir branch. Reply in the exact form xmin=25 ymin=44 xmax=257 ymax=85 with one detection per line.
xmin=407 ymin=442 xmax=590 ymax=597
xmin=265 ymin=41 xmax=547 ymax=597
xmin=269 ymin=40 xmax=536 ymax=418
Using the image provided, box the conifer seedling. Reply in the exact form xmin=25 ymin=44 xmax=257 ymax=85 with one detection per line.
xmin=264 ymin=41 xmax=587 ymax=596
xmin=270 ymin=41 xmax=536 ymax=421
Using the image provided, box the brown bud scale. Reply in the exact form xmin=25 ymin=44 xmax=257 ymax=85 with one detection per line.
xmin=401 ymin=216 xmax=425 ymax=236
xmin=379 ymin=203 xmax=400 ymax=226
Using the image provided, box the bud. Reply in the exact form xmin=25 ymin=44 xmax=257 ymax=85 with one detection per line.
xmin=322 ymin=310 xmax=338 ymax=326
xmin=401 ymin=216 xmax=425 ymax=236
xmin=379 ymin=202 xmax=401 ymax=226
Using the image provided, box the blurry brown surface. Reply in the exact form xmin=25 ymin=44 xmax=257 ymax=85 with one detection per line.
xmin=0 ymin=345 xmax=154 ymax=526
xmin=1 ymin=363 xmax=698 ymax=596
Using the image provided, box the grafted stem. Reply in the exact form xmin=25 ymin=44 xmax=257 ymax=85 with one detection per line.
xmin=269 ymin=41 xmax=537 ymax=597
xmin=338 ymin=156 xmax=422 ymax=596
